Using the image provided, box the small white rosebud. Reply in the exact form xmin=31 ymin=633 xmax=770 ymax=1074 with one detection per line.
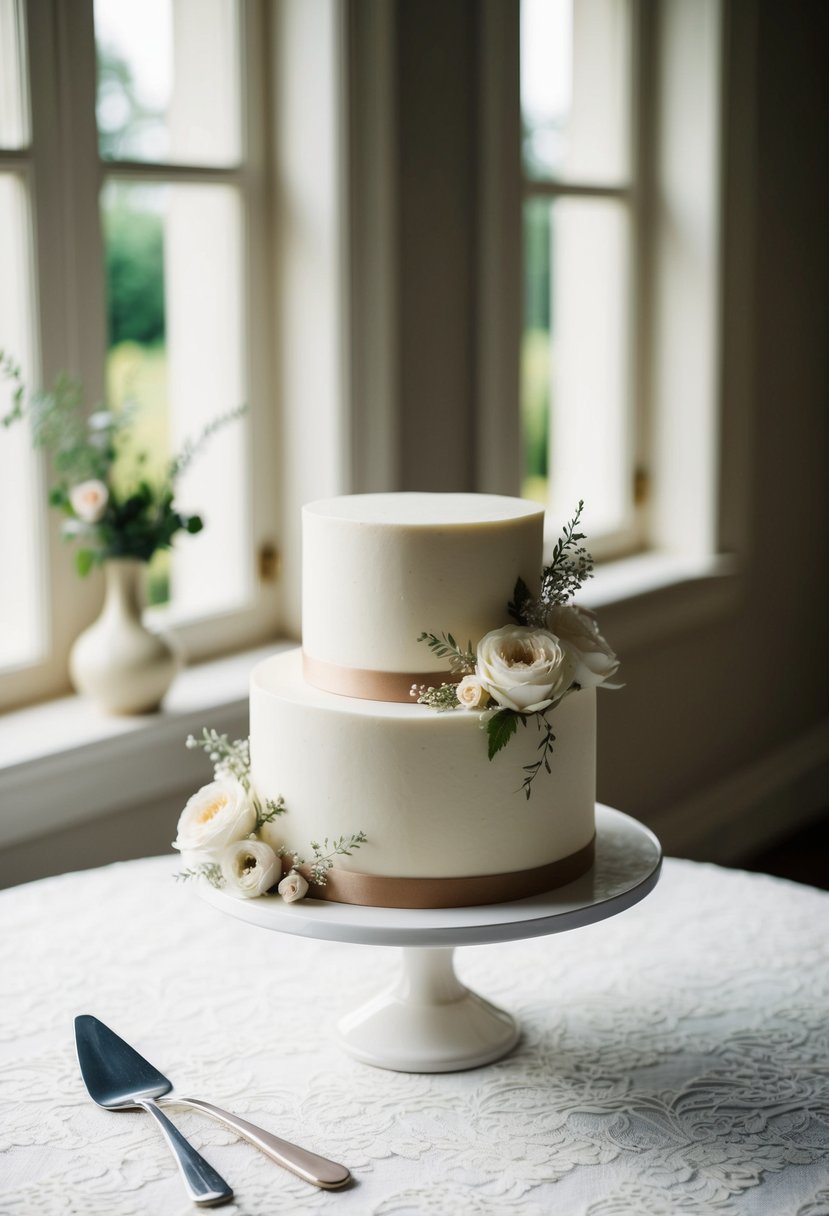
xmin=278 ymin=870 xmax=310 ymax=903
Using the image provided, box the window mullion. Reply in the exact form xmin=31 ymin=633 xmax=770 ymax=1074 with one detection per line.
xmin=0 ymin=0 xmax=105 ymax=709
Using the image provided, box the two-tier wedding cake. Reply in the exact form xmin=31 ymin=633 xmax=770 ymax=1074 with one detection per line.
xmin=175 ymin=492 xmax=619 ymax=909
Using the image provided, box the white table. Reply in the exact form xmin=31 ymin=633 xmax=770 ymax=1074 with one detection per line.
xmin=1 ymin=849 xmax=827 ymax=1215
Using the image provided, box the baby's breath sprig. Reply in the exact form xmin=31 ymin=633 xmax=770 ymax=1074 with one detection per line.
xmin=307 ymin=833 xmax=368 ymax=886
xmin=186 ymin=729 xmax=251 ymax=789
xmin=279 ymin=832 xmax=368 ymax=887
xmin=410 ymin=682 xmax=461 ymax=711
xmin=417 ymin=631 xmax=476 ymax=674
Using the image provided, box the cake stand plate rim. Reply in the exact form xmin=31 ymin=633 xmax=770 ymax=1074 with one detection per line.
xmin=198 ymin=805 xmax=662 ymax=948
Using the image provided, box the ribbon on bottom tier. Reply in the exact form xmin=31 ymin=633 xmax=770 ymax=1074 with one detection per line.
xmin=284 ymin=836 xmax=596 ymax=909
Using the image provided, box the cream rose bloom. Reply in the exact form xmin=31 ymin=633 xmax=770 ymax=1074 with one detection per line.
xmin=278 ymin=871 xmax=310 ymax=903
xmin=172 ymin=778 xmax=256 ymax=855
xmin=546 ymin=603 xmax=620 ymax=689
xmin=221 ymin=839 xmax=281 ymax=898
xmin=69 ymin=479 xmax=109 ymax=523
xmin=476 ymin=624 xmax=575 ymax=713
xmin=456 ymin=674 xmax=490 ymax=710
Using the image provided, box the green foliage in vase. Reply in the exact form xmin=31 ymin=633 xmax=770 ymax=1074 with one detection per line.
xmin=0 ymin=349 xmax=245 ymax=574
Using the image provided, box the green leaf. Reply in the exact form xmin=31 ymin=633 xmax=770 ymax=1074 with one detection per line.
xmin=485 ymin=708 xmax=520 ymax=760
xmin=507 ymin=576 xmax=532 ymax=625
xmin=75 ymin=548 xmax=95 ymax=576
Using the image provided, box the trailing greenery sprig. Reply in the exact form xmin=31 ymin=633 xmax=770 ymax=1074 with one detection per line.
xmin=417 ymin=632 xmax=476 ymax=674
xmin=539 ymin=499 xmax=594 ymax=608
xmin=282 ymin=833 xmax=369 ymax=887
xmin=520 ymin=713 xmax=557 ymax=800
xmin=509 ymin=501 xmax=594 ymax=627
xmin=255 ymin=796 xmax=286 ymax=833
xmin=175 ymin=862 xmax=224 ymax=889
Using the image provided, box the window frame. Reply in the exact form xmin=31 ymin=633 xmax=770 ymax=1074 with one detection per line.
xmin=476 ymin=0 xmax=732 ymax=581
xmin=519 ymin=0 xmax=646 ymax=560
xmin=0 ymin=0 xmax=280 ymax=712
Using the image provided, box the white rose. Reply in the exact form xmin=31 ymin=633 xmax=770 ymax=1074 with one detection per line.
xmin=69 ymin=479 xmax=109 ymax=523
xmin=476 ymin=624 xmax=575 ymax=713
xmin=278 ymin=870 xmax=310 ymax=903
xmin=456 ymin=675 xmax=490 ymax=710
xmin=172 ymin=779 xmax=256 ymax=855
xmin=221 ymin=839 xmax=281 ymax=899
xmin=546 ymin=603 xmax=620 ymax=689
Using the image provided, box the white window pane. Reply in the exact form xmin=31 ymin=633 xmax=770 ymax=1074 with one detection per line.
xmin=0 ymin=174 xmax=43 ymax=667
xmin=522 ymin=0 xmax=631 ymax=184
xmin=0 ymin=0 xmax=29 ymax=148
xmin=100 ymin=179 xmax=250 ymax=620
xmin=165 ymin=183 xmax=250 ymax=618
xmin=94 ymin=0 xmax=240 ymax=166
xmin=549 ymin=197 xmax=631 ymax=535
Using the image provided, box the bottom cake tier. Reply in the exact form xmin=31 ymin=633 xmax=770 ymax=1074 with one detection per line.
xmin=250 ymin=648 xmax=596 ymax=907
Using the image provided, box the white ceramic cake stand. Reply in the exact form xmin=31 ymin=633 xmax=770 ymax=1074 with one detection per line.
xmin=200 ymin=805 xmax=661 ymax=1073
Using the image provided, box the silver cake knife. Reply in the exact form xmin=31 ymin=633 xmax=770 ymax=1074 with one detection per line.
xmin=75 ymin=1015 xmax=351 ymax=1191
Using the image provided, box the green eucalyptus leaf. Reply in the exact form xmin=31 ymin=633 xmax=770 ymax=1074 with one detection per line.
xmin=485 ymin=708 xmax=519 ymax=760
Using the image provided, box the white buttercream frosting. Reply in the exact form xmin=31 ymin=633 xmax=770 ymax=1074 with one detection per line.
xmin=250 ymin=649 xmax=595 ymax=880
xmin=302 ymin=493 xmax=544 ymax=676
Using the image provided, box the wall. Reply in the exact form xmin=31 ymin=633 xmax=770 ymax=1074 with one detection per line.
xmin=388 ymin=0 xmax=829 ymax=861
xmin=3 ymin=0 xmax=826 ymax=886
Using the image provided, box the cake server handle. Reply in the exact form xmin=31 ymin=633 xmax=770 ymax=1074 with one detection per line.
xmin=160 ymin=1096 xmax=351 ymax=1190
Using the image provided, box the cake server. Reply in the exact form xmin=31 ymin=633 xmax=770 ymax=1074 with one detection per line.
xmin=74 ymin=1015 xmax=351 ymax=1192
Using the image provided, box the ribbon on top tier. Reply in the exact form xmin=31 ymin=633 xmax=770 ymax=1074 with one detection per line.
xmin=303 ymin=651 xmax=460 ymax=703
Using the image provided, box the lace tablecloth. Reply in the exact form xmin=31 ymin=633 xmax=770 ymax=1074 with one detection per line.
xmin=1 ymin=853 xmax=828 ymax=1216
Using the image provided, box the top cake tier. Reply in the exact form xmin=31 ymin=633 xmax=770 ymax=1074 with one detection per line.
xmin=302 ymin=492 xmax=544 ymax=699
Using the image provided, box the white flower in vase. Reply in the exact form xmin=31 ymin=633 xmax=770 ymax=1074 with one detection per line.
xmin=69 ymin=479 xmax=109 ymax=523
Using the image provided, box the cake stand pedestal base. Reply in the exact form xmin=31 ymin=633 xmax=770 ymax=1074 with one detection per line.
xmin=336 ymin=946 xmax=518 ymax=1072
xmin=201 ymin=807 xmax=662 ymax=1074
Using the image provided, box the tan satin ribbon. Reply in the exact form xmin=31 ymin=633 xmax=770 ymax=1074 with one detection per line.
xmin=303 ymin=650 xmax=460 ymax=703
xmin=281 ymin=835 xmax=595 ymax=909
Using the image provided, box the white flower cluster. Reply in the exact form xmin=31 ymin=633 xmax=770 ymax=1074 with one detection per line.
xmin=172 ymin=778 xmax=308 ymax=902
xmin=456 ymin=604 xmax=619 ymax=717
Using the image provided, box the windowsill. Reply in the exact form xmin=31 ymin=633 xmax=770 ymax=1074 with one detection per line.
xmin=0 ymin=551 xmax=741 ymax=851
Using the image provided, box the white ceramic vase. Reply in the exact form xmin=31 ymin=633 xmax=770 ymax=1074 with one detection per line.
xmin=69 ymin=558 xmax=180 ymax=714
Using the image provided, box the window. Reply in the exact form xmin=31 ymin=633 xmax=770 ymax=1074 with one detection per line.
xmin=520 ymin=0 xmax=640 ymax=555
xmin=517 ymin=0 xmax=724 ymax=569
xmin=0 ymin=0 xmax=278 ymax=710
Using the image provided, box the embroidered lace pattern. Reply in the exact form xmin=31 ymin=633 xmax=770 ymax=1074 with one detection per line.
xmin=0 ymin=855 xmax=827 ymax=1214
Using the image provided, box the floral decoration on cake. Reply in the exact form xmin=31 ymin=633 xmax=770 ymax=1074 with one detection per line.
xmin=173 ymin=730 xmax=366 ymax=901
xmin=412 ymin=502 xmax=620 ymax=797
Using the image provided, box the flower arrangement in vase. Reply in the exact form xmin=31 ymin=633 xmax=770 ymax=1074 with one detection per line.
xmin=1 ymin=350 xmax=244 ymax=713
